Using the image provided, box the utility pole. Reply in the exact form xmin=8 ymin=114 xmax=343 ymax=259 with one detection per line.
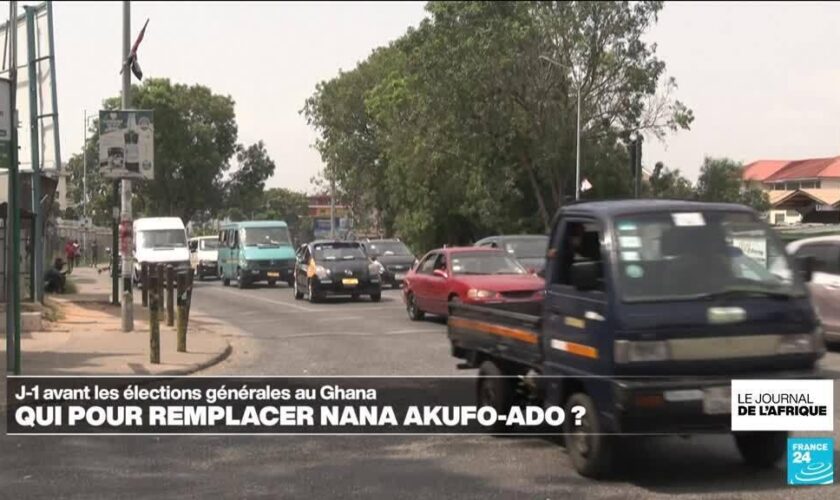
xmin=575 ymin=87 xmax=581 ymax=201
xmin=83 ymin=109 xmax=88 ymax=263
xmin=25 ymin=6 xmax=42 ymax=303
xmin=329 ymin=176 xmax=335 ymax=239
xmin=120 ymin=0 xmax=133 ymax=331
xmin=6 ymin=0 xmax=21 ymax=373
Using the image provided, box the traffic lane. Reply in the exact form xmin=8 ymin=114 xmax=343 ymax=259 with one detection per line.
xmin=2 ymin=432 xmax=832 ymax=499
xmin=191 ymin=282 xmax=456 ymax=375
xmin=190 ymin=281 xmax=840 ymax=496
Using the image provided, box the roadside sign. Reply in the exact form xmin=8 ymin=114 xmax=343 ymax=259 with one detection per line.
xmin=99 ymin=109 xmax=154 ymax=179
xmin=0 ymin=78 xmax=11 ymax=169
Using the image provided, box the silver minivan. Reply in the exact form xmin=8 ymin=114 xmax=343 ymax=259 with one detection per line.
xmin=787 ymin=235 xmax=840 ymax=341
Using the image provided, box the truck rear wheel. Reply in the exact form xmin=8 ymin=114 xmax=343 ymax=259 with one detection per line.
xmin=734 ymin=431 xmax=787 ymax=467
xmin=565 ymin=392 xmax=613 ymax=478
xmin=477 ymin=361 xmax=515 ymax=433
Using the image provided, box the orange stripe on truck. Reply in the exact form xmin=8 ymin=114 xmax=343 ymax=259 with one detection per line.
xmin=550 ymin=339 xmax=599 ymax=359
xmin=449 ymin=317 xmax=538 ymax=345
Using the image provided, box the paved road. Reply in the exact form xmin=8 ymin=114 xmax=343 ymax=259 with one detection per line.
xmin=2 ymin=280 xmax=839 ymax=498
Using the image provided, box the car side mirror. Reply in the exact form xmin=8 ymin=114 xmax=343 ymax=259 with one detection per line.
xmin=796 ymin=256 xmax=814 ymax=283
xmin=433 ymin=269 xmax=448 ymax=279
xmin=570 ymin=261 xmax=600 ymax=291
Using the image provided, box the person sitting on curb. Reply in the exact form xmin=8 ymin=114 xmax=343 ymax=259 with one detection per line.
xmin=44 ymin=257 xmax=67 ymax=294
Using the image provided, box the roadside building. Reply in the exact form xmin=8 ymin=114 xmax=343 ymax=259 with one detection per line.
xmin=308 ymin=193 xmax=351 ymax=239
xmin=743 ymin=156 xmax=840 ymax=225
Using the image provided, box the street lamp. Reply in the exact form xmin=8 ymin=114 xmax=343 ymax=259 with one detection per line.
xmin=539 ymin=55 xmax=583 ymax=200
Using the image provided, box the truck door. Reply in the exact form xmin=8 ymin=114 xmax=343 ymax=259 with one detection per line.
xmin=543 ymin=217 xmax=610 ymax=375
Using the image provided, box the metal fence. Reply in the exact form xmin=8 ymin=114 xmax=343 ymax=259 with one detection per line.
xmin=47 ymin=222 xmax=113 ymax=268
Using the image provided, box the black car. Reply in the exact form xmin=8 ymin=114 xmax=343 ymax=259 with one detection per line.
xmin=360 ymin=238 xmax=417 ymax=288
xmin=293 ymin=240 xmax=382 ymax=303
xmin=473 ymin=234 xmax=548 ymax=274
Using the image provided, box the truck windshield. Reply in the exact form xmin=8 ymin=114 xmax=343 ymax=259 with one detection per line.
xmin=451 ymin=252 xmax=527 ymax=275
xmin=613 ymin=211 xmax=803 ymax=302
xmin=138 ymin=229 xmax=186 ymax=249
xmin=366 ymin=241 xmax=412 ymax=257
xmin=243 ymin=227 xmax=291 ymax=247
xmin=314 ymin=243 xmax=365 ymax=261
xmin=503 ymin=237 xmax=547 ymax=259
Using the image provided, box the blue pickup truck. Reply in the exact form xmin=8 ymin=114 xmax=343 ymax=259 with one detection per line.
xmin=448 ymin=200 xmax=826 ymax=478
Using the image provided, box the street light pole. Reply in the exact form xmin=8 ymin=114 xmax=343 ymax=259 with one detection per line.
xmin=120 ymin=1 xmax=133 ymax=332
xmin=539 ymin=55 xmax=583 ymax=201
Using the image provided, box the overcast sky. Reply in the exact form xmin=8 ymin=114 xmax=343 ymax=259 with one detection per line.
xmin=7 ymin=1 xmax=840 ymax=191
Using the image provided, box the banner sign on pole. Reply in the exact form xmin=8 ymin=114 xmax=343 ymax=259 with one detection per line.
xmin=99 ymin=110 xmax=154 ymax=179
xmin=0 ymin=78 xmax=11 ymax=169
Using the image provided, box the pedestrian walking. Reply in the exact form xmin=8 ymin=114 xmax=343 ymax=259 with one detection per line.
xmin=72 ymin=239 xmax=81 ymax=268
xmin=64 ymin=239 xmax=76 ymax=273
xmin=91 ymin=240 xmax=99 ymax=267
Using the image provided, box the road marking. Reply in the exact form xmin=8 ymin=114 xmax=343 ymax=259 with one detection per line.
xmin=316 ymin=316 xmax=363 ymax=322
xmin=202 ymin=286 xmax=403 ymax=313
xmin=207 ymin=288 xmax=312 ymax=311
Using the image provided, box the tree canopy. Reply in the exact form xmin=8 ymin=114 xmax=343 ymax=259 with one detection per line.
xmin=304 ymin=1 xmax=695 ymax=251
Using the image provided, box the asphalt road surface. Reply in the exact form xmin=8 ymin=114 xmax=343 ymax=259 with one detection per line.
xmin=2 ymin=280 xmax=839 ymax=499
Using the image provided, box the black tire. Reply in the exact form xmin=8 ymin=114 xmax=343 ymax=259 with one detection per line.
xmin=236 ymin=269 xmax=247 ymax=289
xmin=477 ymin=361 xmax=515 ymax=433
xmin=370 ymin=292 xmax=381 ymax=302
xmin=406 ymin=292 xmax=425 ymax=321
xmin=734 ymin=431 xmax=787 ymax=468
xmin=447 ymin=295 xmax=461 ymax=318
xmin=351 ymin=293 xmax=360 ymax=301
xmin=287 ymin=278 xmax=295 ymax=288
xmin=222 ymin=275 xmax=230 ymax=287
xmin=293 ymin=277 xmax=304 ymax=300
xmin=268 ymin=279 xmax=277 ymax=287
xmin=565 ymin=392 xmax=613 ymax=478
xmin=308 ymin=280 xmax=321 ymax=303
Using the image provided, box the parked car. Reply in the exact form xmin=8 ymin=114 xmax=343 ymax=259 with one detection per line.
xmin=402 ymin=247 xmax=544 ymax=320
xmin=132 ymin=217 xmax=190 ymax=285
xmin=189 ymin=236 xmax=219 ymax=280
xmin=474 ymin=234 xmax=548 ymax=274
xmin=360 ymin=238 xmax=417 ymax=288
xmin=787 ymin=235 xmax=840 ymax=341
xmin=293 ymin=240 xmax=382 ymax=303
xmin=218 ymin=221 xmax=296 ymax=288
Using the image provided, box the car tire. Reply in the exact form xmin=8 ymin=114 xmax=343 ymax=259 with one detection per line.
xmin=370 ymin=292 xmax=381 ymax=302
xmin=406 ymin=292 xmax=425 ymax=321
xmin=293 ymin=277 xmax=304 ymax=300
xmin=477 ymin=361 xmax=515 ymax=433
xmin=268 ymin=279 xmax=277 ymax=287
xmin=565 ymin=392 xmax=613 ymax=479
xmin=222 ymin=275 xmax=230 ymax=287
xmin=308 ymin=280 xmax=320 ymax=303
xmin=236 ymin=269 xmax=247 ymax=289
xmin=734 ymin=431 xmax=787 ymax=468
xmin=351 ymin=293 xmax=360 ymax=301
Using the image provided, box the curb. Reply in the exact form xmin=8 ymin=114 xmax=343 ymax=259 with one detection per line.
xmin=158 ymin=341 xmax=233 ymax=376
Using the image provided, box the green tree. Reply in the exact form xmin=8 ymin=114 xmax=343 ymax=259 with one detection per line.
xmin=304 ymin=1 xmax=693 ymax=251
xmin=256 ymin=187 xmax=312 ymax=244
xmin=225 ymin=141 xmax=277 ymax=218
xmin=66 ymin=78 xmax=239 ymax=226
xmin=647 ymin=161 xmax=696 ymax=199
xmin=696 ymin=157 xmax=770 ymax=211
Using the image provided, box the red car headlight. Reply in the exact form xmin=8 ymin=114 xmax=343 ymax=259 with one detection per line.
xmin=467 ymin=289 xmax=498 ymax=299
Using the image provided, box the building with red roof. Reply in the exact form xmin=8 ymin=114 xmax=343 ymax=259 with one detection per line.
xmin=743 ymin=156 xmax=840 ymax=224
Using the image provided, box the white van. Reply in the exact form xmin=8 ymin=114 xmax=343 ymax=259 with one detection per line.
xmin=133 ymin=217 xmax=190 ymax=283
xmin=189 ymin=235 xmax=220 ymax=280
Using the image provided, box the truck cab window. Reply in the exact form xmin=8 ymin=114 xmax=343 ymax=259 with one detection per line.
xmin=555 ymin=221 xmax=603 ymax=290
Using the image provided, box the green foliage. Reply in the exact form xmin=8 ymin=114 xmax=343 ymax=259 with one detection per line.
xmin=304 ymin=1 xmax=694 ymax=251
xmin=66 ymin=78 xmax=238 ymax=225
xmin=647 ymin=161 xmax=695 ymax=200
xmin=696 ymin=157 xmax=770 ymax=211
xmin=224 ymin=141 xmax=277 ymax=218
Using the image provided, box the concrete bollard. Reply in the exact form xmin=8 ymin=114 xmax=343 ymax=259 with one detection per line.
xmin=176 ymin=271 xmax=187 ymax=352
xmin=166 ymin=265 xmax=175 ymax=327
xmin=149 ymin=264 xmax=160 ymax=364
xmin=141 ymin=262 xmax=149 ymax=307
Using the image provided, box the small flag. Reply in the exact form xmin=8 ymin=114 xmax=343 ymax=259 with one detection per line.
xmin=121 ymin=19 xmax=149 ymax=80
xmin=581 ymin=178 xmax=593 ymax=192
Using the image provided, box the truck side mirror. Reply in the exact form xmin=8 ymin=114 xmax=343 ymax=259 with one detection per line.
xmin=796 ymin=255 xmax=814 ymax=283
xmin=570 ymin=261 xmax=600 ymax=291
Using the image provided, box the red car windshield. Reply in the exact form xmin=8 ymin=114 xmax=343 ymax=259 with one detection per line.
xmin=450 ymin=252 xmax=527 ymax=276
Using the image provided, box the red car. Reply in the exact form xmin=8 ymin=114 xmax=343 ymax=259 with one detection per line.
xmin=402 ymin=246 xmax=544 ymax=320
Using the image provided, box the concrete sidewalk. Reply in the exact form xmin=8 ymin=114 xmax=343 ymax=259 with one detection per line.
xmin=1 ymin=267 xmax=234 ymax=406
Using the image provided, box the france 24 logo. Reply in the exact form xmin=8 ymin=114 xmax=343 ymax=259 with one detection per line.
xmin=788 ymin=437 xmax=834 ymax=486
